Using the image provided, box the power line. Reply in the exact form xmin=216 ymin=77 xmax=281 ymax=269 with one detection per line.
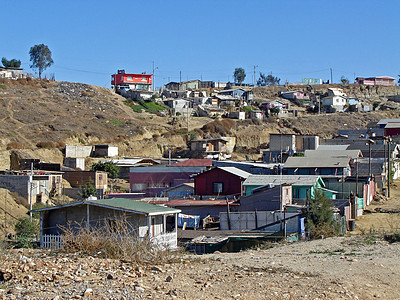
xmin=53 ymin=65 xmax=111 ymax=75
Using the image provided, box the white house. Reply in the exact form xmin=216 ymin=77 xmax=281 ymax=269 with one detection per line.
xmin=321 ymin=88 xmax=347 ymax=112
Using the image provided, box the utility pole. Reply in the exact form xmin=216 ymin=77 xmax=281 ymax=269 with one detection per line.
xmin=152 ymin=61 xmax=155 ymax=91
xmin=253 ymin=65 xmax=258 ymax=87
xmin=4 ymin=190 xmax=6 ymax=232
xmin=29 ymin=163 xmax=33 ymax=222
xmin=330 ymin=68 xmax=333 ymax=84
xmin=388 ymin=138 xmax=391 ymax=197
xmin=318 ymin=95 xmax=321 ymax=114
xmin=187 ymin=102 xmax=190 ymax=132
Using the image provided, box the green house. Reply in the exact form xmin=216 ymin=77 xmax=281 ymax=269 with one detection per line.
xmin=243 ymin=175 xmax=335 ymax=201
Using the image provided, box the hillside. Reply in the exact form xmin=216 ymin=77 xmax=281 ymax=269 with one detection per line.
xmin=0 ymin=78 xmax=399 ymax=164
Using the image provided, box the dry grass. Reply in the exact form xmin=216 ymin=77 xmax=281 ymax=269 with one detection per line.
xmin=60 ymin=219 xmax=178 ymax=265
xmin=201 ymin=119 xmax=235 ymax=135
xmin=6 ymin=142 xmax=25 ymax=150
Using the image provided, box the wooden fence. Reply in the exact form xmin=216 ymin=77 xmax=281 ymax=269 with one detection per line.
xmin=41 ymin=234 xmax=63 ymax=250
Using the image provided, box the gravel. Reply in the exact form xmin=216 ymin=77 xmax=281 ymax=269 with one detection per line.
xmin=0 ymin=235 xmax=399 ymax=299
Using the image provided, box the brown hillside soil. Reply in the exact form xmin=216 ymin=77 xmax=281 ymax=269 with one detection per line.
xmin=0 ymin=235 xmax=398 ymax=299
xmin=0 ymin=78 xmax=399 ymax=159
xmin=0 ymin=189 xmax=28 ymax=235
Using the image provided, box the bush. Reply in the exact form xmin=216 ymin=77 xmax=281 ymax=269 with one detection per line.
xmin=91 ymin=161 xmax=120 ymax=179
xmin=6 ymin=142 xmax=25 ymax=150
xmin=60 ymin=219 xmax=177 ymax=265
xmin=80 ymin=181 xmax=97 ymax=199
xmin=36 ymin=141 xmax=55 ymax=149
xmin=15 ymin=217 xmax=39 ymax=248
xmin=306 ymin=189 xmax=340 ymax=238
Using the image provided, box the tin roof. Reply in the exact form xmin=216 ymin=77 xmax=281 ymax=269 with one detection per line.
xmin=284 ymin=156 xmax=351 ymax=168
xmin=171 ymin=159 xmax=213 ymax=167
xmin=243 ymin=175 xmax=323 ymax=186
xmin=32 ymin=198 xmax=180 ymax=216
xmin=216 ymin=167 xmax=251 ymax=179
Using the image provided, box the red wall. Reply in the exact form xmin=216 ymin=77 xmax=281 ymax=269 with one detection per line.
xmin=194 ymin=168 xmax=244 ymax=196
xmin=385 ymin=128 xmax=400 ymax=136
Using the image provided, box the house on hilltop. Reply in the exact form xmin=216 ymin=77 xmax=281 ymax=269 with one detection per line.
xmin=321 ymin=88 xmax=347 ymax=112
xmin=111 ymin=70 xmax=152 ymax=91
xmin=355 ymin=76 xmax=396 ymax=86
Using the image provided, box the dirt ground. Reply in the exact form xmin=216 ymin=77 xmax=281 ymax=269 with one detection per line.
xmin=0 ymin=234 xmax=399 ymax=299
xmin=354 ymin=178 xmax=400 ymax=234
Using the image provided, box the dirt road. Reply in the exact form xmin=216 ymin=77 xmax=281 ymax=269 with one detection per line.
xmin=355 ymin=178 xmax=400 ymax=234
xmin=0 ymin=234 xmax=399 ymax=299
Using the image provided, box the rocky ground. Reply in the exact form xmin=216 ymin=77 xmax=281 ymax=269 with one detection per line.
xmin=0 ymin=234 xmax=399 ymax=299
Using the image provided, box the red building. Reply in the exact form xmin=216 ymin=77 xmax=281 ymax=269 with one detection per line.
xmin=111 ymin=70 xmax=152 ymax=91
xmin=194 ymin=167 xmax=250 ymax=197
xmin=384 ymin=122 xmax=400 ymax=137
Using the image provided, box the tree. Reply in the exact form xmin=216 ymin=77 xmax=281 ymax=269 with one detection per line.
xmin=2 ymin=57 xmax=21 ymax=68
xmin=233 ymin=68 xmax=246 ymax=85
xmin=81 ymin=181 xmax=97 ymax=199
xmin=257 ymin=73 xmax=280 ymax=86
xmin=340 ymin=76 xmax=349 ymax=84
xmin=91 ymin=161 xmax=120 ymax=179
xmin=306 ymin=189 xmax=340 ymax=238
xmin=29 ymin=44 xmax=54 ymax=79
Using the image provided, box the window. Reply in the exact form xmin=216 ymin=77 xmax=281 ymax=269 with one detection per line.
xmin=213 ymin=182 xmax=223 ymax=194
xmin=127 ymin=76 xmax=133 ymax=81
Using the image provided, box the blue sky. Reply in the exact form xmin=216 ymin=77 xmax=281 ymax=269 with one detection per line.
xmin=1 ymin=0 xmax=399 ymax=88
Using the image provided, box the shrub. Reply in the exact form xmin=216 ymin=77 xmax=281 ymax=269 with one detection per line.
xmin=6 ymin=142 xmax=25 ymax=150
xmin=80 ymin=181 xmax=97 ymax=199
xmin=15 ymin=217 xmax=39 ymax=248
xmin=91 ymin=161 xmax=120 ymax=179
xmin=36 ymin=141 xmax=55 ymax=149
xmin=60 ymin=219 xmax=177 ymax=265
xmin=306 ymin=189 xmax=340 ymax=239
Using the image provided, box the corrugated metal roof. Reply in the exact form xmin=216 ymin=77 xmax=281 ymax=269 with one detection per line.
xmin=377 ymin=118 xmax=400 ymax=125
xmin=171 ymin=159 xmax=213 ymax=167
xmin=384 ymin=122 xmax=400 ymax=129
xmin=243 ymin=175 xmax=322 ymax=186
xmin=32 ymin=198 xmax=180 ymax=216
xmin=216 ymin=167 xmax=251 ymax=179
xmin=166 ymin=199 xmax=237 ymax=207
xmin=284 ymin=156 xmax=351 ymax=168
xmin=317 ymin=145 xmax=350 ymax=151
xmin=88 ymin=198 xmax=180 ymax=215
xmin=304 ymin=149 xmax=361 ymax=158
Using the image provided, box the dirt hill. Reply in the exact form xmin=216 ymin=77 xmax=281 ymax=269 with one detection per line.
xmin=0 ymin=78 xmax=399 ymax=163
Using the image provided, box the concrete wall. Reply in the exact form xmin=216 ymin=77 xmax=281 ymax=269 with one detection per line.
xmin=42 ymin=204 xmax=150 ymax=237
xmin=0 ymin=174 xmax=60 ymax=204
xmin=270 ymin=134 xmax=296 ymax=152
xmin=240 ymin=186 xmax=292 ymax=211
xmin=65 ymin=145 xmax=93 ymax=158
xmin=220 ymin=211 xmax=299 ymax=231
xmin=63 ymin=171 xmax=108 ymax=190
xmin=64 ymin=158 xmax=85 ymax=170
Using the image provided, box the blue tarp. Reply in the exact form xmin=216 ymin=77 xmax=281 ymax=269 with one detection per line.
xmin=178 ymin=213 xmax=200 ymax=228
